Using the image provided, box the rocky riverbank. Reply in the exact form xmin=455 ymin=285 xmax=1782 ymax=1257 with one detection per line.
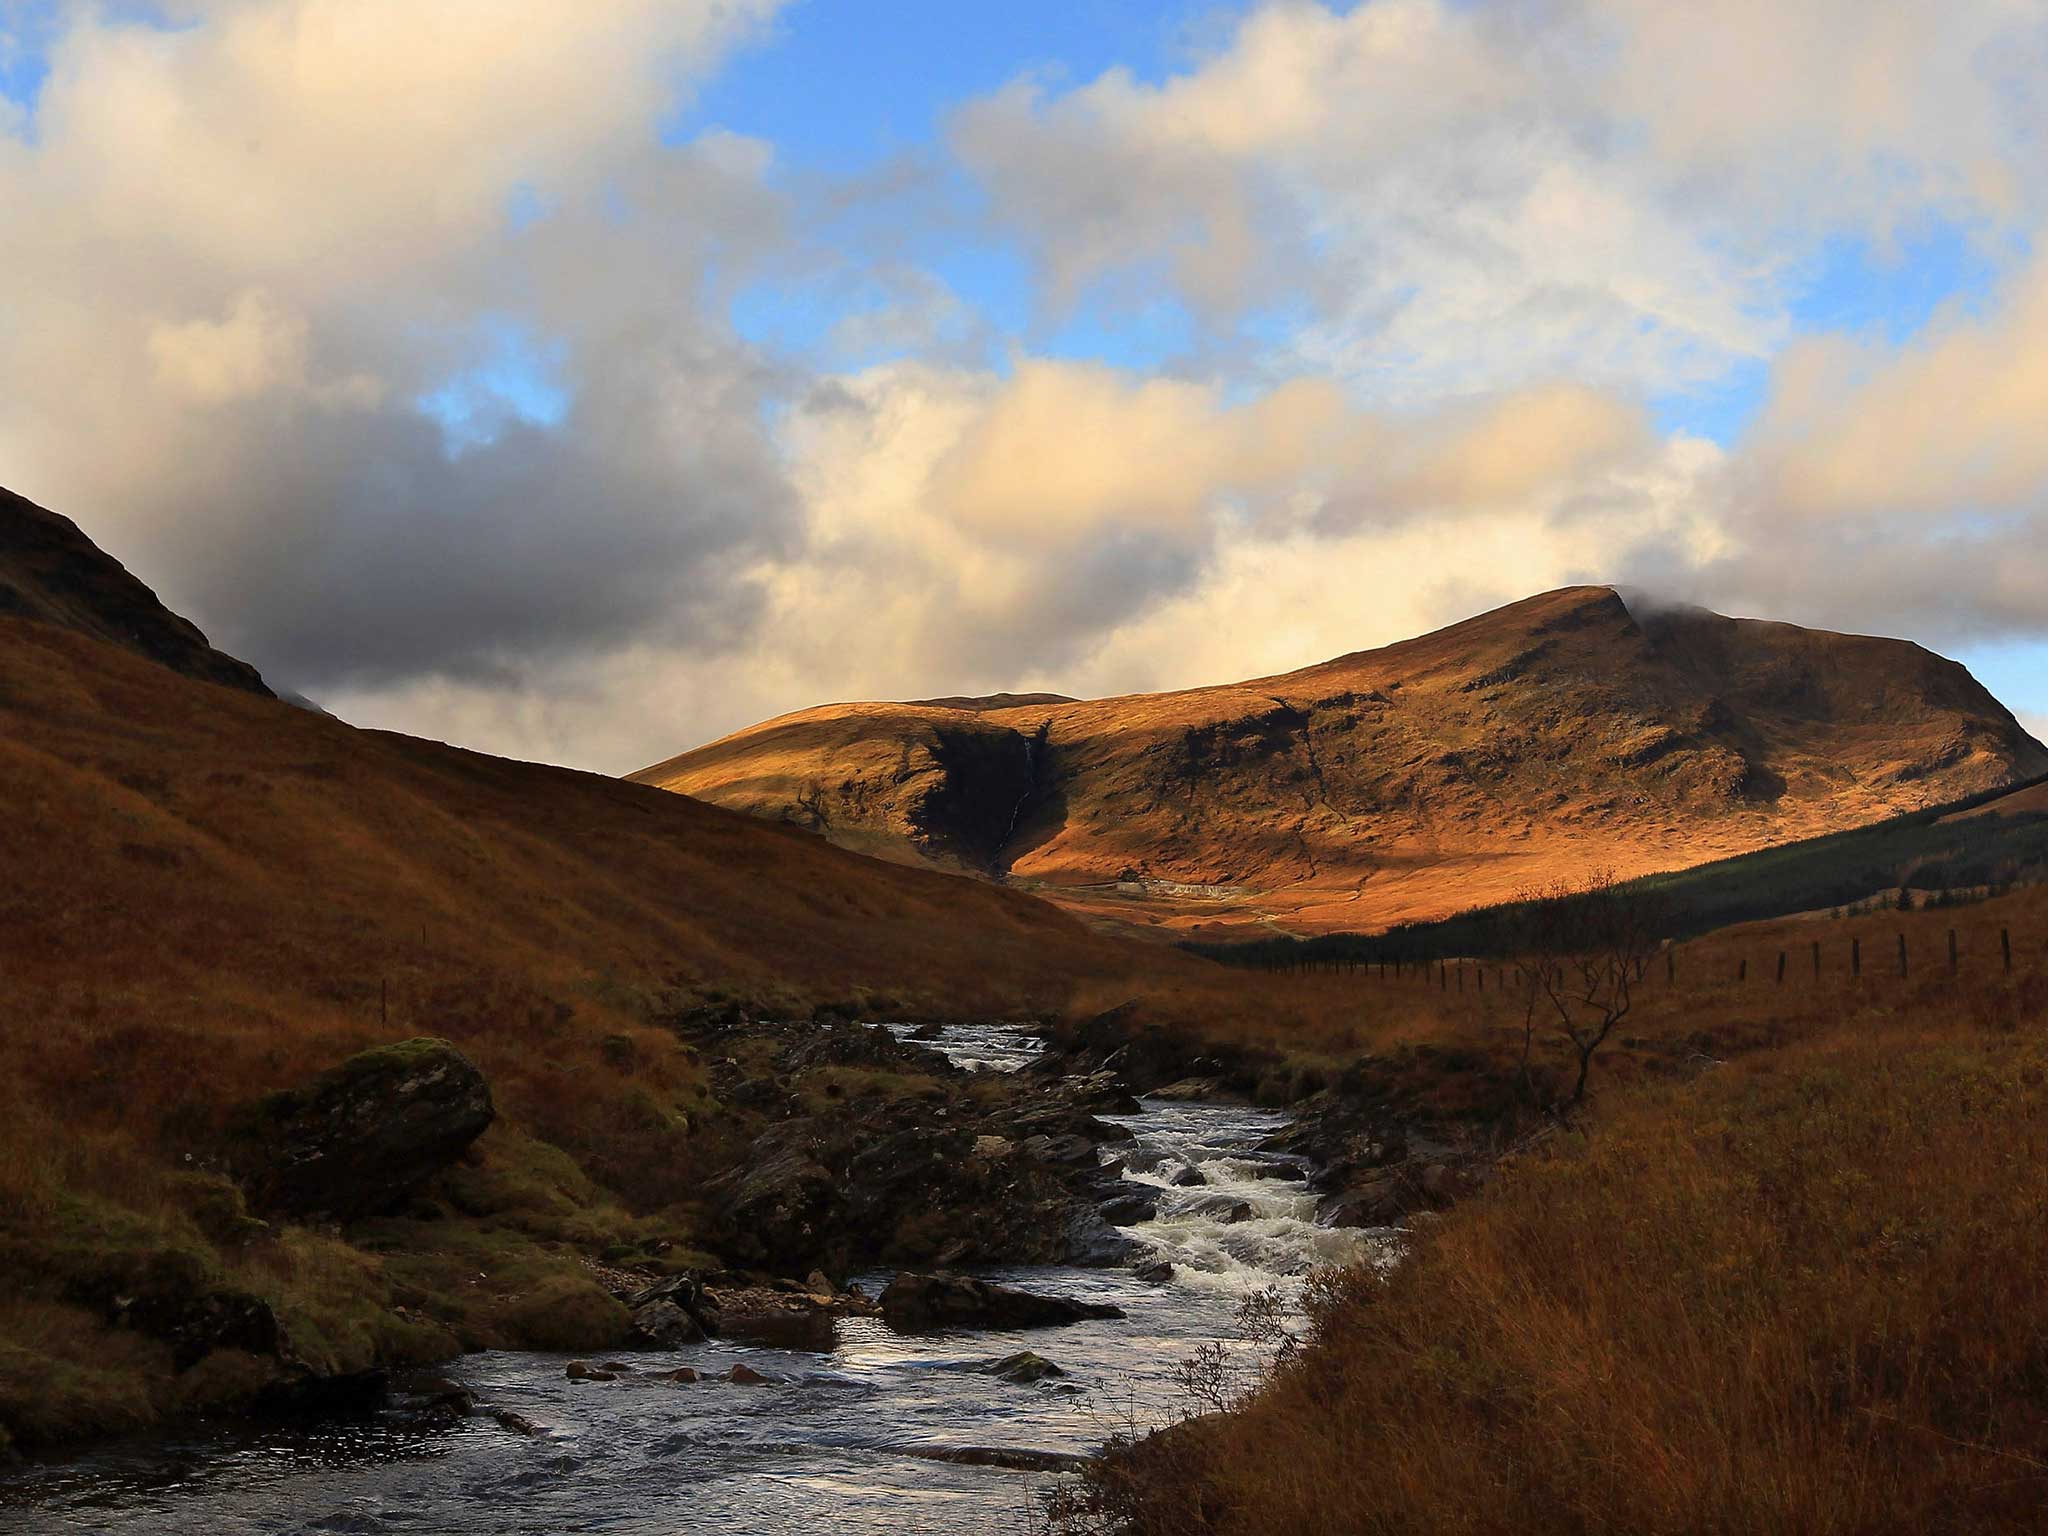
xmin=0 ymin=1001 xmax=1514 ymax=1465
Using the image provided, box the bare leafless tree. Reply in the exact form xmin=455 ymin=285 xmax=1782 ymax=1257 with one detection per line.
xmin=1513 ymin=869 xmax=1669 ymax=1115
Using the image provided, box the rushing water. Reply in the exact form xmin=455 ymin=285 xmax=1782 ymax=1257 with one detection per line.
xmin=1 ymin=1025 xmax=1390 ymax=1536
xmin=882 ymin=1020 xmax=1046 ymax=1074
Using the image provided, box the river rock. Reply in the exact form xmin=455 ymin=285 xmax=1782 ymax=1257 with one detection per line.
xmin=628 ymin=1300 xmax=704 ymax=1349
xmin=1061 ymin=1210 xmax=1145 ymax=1267
xmin=396 ymin=1377 xmax=475 ymax=1421
xmin=879 ymin=1272 xmax=1125 ymax=1331
xmin=1031 ymin=1002 xmax=1279 ymax=1097
xmin=564 ymin=1360 xmax=617 ymax=1382
xmin=982 ymin=1351 xmax=1066 ymax=1384
xmin=1017 ymin=1132 xmax=1097 ymax=1166
xmin=726 ymin=1363 xmax=776 ymax=1385
xmin=1099 ymin=1189 xmax=1161 ymax=1226
xmin=1133 ymin=1259 xmax=1175 ymax=1284
xmin=1169 ymin=1165 xmax=1207 ymax=1188
xmin=896 ymin=1444 xmax=1091 ymax=1473
xmin=228 ymin=1038 xmax=494 ymax=1221
xmin=1316 ymin=1175 xmax=1409 ymax=1228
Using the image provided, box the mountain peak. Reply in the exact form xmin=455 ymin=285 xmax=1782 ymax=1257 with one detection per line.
xmin=634 ymin=589 xmax=2048 ymax=938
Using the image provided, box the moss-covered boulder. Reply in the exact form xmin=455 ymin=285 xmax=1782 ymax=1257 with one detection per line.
xmin=230 ymin=1038 xmax=493 ymax=1223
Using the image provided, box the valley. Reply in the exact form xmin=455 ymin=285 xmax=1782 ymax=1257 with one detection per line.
xmin=2 ymin=487 xmax=2045 ymax=1536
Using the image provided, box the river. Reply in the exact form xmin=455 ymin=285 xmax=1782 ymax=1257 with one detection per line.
xmin=1 ymin=1024 xmax=1392 ymax=1535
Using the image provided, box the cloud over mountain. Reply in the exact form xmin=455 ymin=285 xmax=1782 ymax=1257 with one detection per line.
xmin=1 ymin=0 xmax=2043 ymax=772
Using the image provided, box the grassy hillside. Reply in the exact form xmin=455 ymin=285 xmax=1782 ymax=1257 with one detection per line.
xmin=0 ymin=615 xmax=1219 ymax=1450
xmin=641 ymin=586 xmax=2048 ymax=939
xmin=1061 ymin=884 xmax=2048 ymax=1535
xmin=1192 ymin=772 xmax=2048 ymax=973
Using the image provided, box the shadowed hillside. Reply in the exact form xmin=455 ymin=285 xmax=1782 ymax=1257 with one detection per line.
xmin=0 ymin=491 xmax=1231 ymax=1452
xmin=636 ymin=588 xmax=2048 ymax=936
xmin=0 ymin=485 xmax=269 ymax=696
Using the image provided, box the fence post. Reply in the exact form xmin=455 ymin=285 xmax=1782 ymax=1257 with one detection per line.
xmin=1457 ymin=962 xmax=1464 ymax=993
xmin=1948 ymin=928 xmax=1959 ymax=975
xmin=2003 ymin=928 xmax=2013 ymax=973
xmin=1898 ymin=933 xmax=1908 ymax=979
xmin=1667 ymin=951 xmax=1675 ymax=985
xmin=1811 ymin=939 xmax=1820 ymax=979
xmin=1739 ymin=957 xmax=1747 ymax=983
xmin=1852 ymin=936 xmax=1861 ymax=978
xmin=380 ymin=977 xmax=388 ymax=1028
xmin=1776 ymin=951 xmax=1787 ymax=985
xmin=1439 ymin=959 xmax=1447 ymax=990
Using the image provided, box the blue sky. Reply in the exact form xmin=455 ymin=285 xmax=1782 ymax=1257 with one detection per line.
xmin=1 ymin=0 xmax=2043 ymax=765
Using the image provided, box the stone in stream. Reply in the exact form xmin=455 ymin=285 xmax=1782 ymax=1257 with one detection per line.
xmin=879 ymin=1272 xmax=1125 ymax=1331
xmin=396 ymin=1377 xmax=475 ymax=1421
xmin=1099 ymin=1189 xmax=1162 ymax=1226
xmin=1186 ymin=1194 xmax=1259 ymax=1224
xmin=726 ymin=1363 xmax=777 ymax=1385
xmin=1169 ymin=1165 xmax=1207 ymax=1188
xmin=1133 ymin=1260 xmax=1175 ymax=1285
xmin=896 ymin=1444 xmax=1091 ymax=1473
xmin=564 ymin=1360 xmax=616 ymax=1382
xmin=627 ymin=1299 xmax=704 ymax=1348
xmin=981 ymin=1350 xmax=1067 ymax=1385
xmin=1062 ymin=1210 xmax=1145 ymax=1267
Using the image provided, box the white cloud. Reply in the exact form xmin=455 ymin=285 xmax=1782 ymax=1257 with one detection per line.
xmin=4 ymin=0 xmax=2047 ymax=778
xmin=0 ymin=0 xmax=797 ymax=690
xmin=951 ymin=0 xmax=2047 ymax=402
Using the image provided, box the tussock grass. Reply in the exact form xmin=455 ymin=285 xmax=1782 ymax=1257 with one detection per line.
xmin=1064 ymin=887 xmax=2048 ymax=1535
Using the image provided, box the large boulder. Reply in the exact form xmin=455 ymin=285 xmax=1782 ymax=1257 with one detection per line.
xmin=879 ymin=1272 xmax=1124 ymax=1331
xmin=230 ymin=1038 xmax=494 ymax=1221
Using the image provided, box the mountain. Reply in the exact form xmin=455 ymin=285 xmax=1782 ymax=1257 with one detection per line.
xmin=0 ymin=484 xmax=269 ymax=695
xmin=634 ymin=587 xmax=2048 ymax=938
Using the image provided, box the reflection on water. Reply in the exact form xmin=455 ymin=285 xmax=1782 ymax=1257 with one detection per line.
xmin=1 ymin=1042 xmax=1393 ymax=1536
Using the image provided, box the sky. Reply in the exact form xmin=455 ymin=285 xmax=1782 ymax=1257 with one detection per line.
xmin=1 ymin=0 xmax=2044 ymax=771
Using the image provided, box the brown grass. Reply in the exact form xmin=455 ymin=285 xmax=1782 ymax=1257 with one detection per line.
xmin=6 ymin=608 xmax=2045 ymax=1479
xmin=1062 ymin=885 xmax=2048 ymax=1535
xmin=0 ymin=616 xmax=1228 ymax=1445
